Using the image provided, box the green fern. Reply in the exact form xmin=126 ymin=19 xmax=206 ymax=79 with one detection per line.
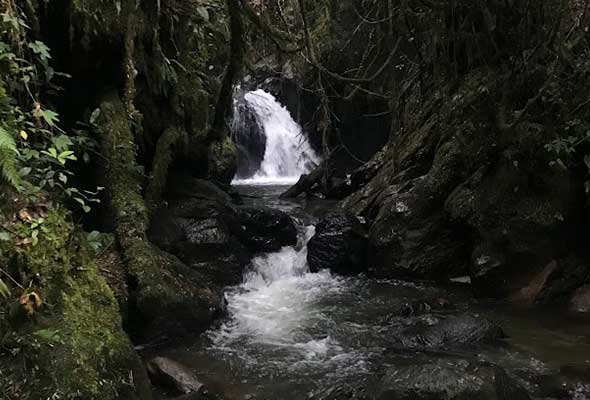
xmin=0 ymin=125 xmax=20 ymax=188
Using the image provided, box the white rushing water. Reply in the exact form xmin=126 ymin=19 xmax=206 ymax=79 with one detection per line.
xmin=209 ymin=226 xmax=350 ymax=361
xmin=232 ymin=89 xmax=320 ymax=185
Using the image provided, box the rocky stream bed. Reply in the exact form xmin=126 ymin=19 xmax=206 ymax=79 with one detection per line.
xmin=142 ymin=184 xmax=590 ymax=400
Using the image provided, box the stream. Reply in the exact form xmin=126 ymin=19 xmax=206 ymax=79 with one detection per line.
xmin=156 ymin=90 xmax=590 ymax=399
xmin=156 ymin=184 xmax=590 ymax=399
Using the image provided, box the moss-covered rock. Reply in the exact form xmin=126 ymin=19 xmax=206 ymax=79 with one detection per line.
xmin=207 ymin=135 xmax=237 ymax=183
xmin=0 ymin=205 xmax=152 ymax=400
xmin=96 ymin=93 xmax=221 ymax=340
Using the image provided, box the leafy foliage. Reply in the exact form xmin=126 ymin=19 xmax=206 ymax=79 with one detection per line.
xmin=0 ymin=124 xmax=19 ymax=188
xmin=0 ymin=1 xmax=102 ymax=212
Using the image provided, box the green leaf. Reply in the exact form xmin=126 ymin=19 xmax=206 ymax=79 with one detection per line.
xmin=41 ymin=109 xmax=60 ymax=128
xmin=33 ymin=329 xmax=61 ymax=342
xmin=53 ymin=134 xmax=73 ymax=151
xmin=19 ymin=167 xmax=32 ymax=176
xmin=0 ymin=231 xmax=10 ymax=241
xmin=28 ymin=40 xmax=52 ymax=62
xmin=0 ymin=125 xmax=21 ymax=188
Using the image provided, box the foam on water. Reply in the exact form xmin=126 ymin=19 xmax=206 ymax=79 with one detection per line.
xmin=209 ymin=226 xmax=349 ymax=362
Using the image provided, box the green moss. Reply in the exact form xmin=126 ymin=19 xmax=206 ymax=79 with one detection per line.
xmin=207 ymin=135 xmax=237 ymax=183
xmin=97 ymin=93 xmax=172 ymax=304
xmin=145 ymin=127 xmax=187 ymax=212
xmin=0 ymin=207 xmax=151 ymax=400
xmin=96 ymin=93 xmax=216 ymax=335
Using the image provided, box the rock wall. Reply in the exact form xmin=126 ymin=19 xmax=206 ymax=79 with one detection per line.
xmin=299 ymin=1 xmax=590 ymax=304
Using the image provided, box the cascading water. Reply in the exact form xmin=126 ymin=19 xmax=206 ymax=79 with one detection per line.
xmin=210 ymin=227 xmax=346 ymax=353
xmin=232 ymin=89 xmax=320 ymax=185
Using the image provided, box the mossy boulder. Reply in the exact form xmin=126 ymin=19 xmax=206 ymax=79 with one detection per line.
xmin=0 ymin=205 xmax=152 ymax=400
xmin=207 ymin=136 xmax=238 ymax=183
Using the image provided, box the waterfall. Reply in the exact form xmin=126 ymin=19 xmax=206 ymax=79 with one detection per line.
xmin=232 ymin=89 xmax=320 ymax=185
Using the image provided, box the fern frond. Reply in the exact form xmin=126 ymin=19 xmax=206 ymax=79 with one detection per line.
xmin=0 ymin=125 xmax=21 ymax=188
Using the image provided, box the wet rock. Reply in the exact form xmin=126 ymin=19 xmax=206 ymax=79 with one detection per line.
xmin=149 ymin=177 xmax=250 ymax=289
xmin=570 ymin=285 xmax=590 ymax=313
xmin=391 ymin=315 xmax=506 ymax=351
xmin=378 ymin=359 xmax=531 ymax=400
xmin=235 ymin=206 xmax=298 ymax=253
xmin=310 ymin=379 xmax=373 ymax=400
xmin=367 ymin=174 xmax=469 ymax=281
xmin=399 ymin=297 xmax=451 ymax=317
xmin=307 ymin=213 xmax=368 ymax=275
xmin=232 ymin=97 xmax=267 ymax=179
xmin=147 ymin=357 xmax=204 ymax=395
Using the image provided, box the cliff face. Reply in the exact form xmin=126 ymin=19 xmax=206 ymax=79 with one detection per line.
xmin=280 ymin=1 xmax=590 ymax=304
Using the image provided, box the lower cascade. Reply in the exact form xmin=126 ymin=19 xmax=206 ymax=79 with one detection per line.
xmin=210 ymin=226 xmax=345 ymax=353
xmin=231 ymin=89 xmax=320 ymax=185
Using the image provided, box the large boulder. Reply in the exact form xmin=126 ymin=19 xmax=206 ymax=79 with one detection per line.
xmin=378 ymin=359 xmax=531 ymax=400
xmin=391 ymin=315 xmax=506 ymax=351
xmin=307 ymin=213 xmax=368 ymax=274
xmin=362 ymin=134 xmax=478 ymax=281
xmin=235 ymin=205 xmax=298 ymax=253
xmin=149 ymin=178 xmax=250 ymax=289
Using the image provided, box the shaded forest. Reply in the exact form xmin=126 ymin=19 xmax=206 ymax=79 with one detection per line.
xmin=1 ymin=0 xmax=590 ymax=399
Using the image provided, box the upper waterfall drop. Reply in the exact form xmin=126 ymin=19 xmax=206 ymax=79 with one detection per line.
xmin=232 ymin=89 xmax=320 ymax=185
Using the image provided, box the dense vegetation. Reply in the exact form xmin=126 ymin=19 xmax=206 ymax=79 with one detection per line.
xmin=0 ymin=0 xmax=589 ymax=398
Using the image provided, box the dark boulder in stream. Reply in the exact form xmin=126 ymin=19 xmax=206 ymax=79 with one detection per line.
xmin=391 ymin=315 xmax=506 ymax=351
xmin=149 ymin=177 xmax=295 ymax=289
xmin=235 ymin=205 xmax=298 ymax=252
xmin=378 ymin=359 xmax=531 ymax=400
xmin=307 ymin=213 xmax=368 ymax=274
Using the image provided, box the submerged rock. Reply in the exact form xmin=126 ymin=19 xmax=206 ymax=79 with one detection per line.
xmin=235 ymin=205 xmax=298 ymax=252
xmin=391 ymin=315 xmax=506 ymax=351
xmin=307 ymin=213 xmax=368 ymax=274
xmin=378 ymin=359 xmax=531 ymax=400
xmin=147 ymin=357 xmax=204 ymax=395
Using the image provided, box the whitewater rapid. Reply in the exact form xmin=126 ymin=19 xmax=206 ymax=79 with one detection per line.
xmin=232 ymin=89 xmax=320 ymax=185
xmin=209 ymin=226 xmax=349 ymax=360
